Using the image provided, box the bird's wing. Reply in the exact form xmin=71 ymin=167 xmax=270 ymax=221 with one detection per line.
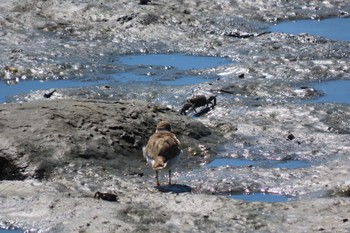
xmin=146 ymin=132 xmax=181 ymax=161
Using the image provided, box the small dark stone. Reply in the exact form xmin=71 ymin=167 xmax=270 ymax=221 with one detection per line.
xmin=121 ymin=132 xmax=135 ymax=144
xmin=123 ymin=170 xmax=144 ymax=177
xmin=139 ymin=0 xmax=150 ymax=5
xmin=281 ymin=155 xmax=293 ymax=161
xmin=343 ymin=218 xmax=349 ymax=223
xmin=130 ymin=112 xmax=138 ymax=119
xmin=94 ymin=191 xmax=118 ymax=202
xmin=44 ymin=89 xmax=56 ymax=98
xmin=49 ymin=203 xmax=55 ymax=209
xmin=238 ymin=73 xmax=245 ymax=79
xmin=287 ymin=134 xmax=295 ymax=140
xmin=0 ymin=157 xmax=26 ymax=181
xmin=183 ymin=9 xmax=191 ymax=14
xmin=34 ymin=169 xmax=46 ymax=180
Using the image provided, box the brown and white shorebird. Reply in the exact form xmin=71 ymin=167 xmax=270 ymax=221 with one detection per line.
xmin=142 ymin=121 xmax=182 ymax=186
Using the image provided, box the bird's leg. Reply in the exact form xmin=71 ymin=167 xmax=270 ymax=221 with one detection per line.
xmin=168 ymin=169 xmax=172 ymax=186
xmin=155 ymin=170 xmax=160 ymax=186
xmin=191 ymin=104 xmax=197 ymax=113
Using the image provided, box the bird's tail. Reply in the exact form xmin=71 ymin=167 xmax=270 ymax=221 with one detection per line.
xmin=153 ymin=156 xmax=166 ymax=170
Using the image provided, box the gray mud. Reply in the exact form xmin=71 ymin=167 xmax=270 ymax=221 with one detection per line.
xmin=1 ymin=0 xmax=350 ymax=232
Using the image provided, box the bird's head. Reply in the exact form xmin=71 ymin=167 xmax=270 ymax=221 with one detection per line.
xmin=156 ymin=120 xmax=171 ymax=132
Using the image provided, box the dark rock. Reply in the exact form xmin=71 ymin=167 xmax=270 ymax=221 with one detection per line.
xmin=0 ymin=157 xmax=26 ymax=181
xmin=0 ymin=99 xmax=222 ymax=179
xmin=94 ymin=191 xmax=118 ymax=202
xmin=287 ymin=134 xmax=295 ymax=140
xmin=44 ymin=89 xmax=56 ymax=98
xmin=139 ymin=0 xmax=150 ymax=5
xmin=138 ymin=13 xmax=159 ymax=25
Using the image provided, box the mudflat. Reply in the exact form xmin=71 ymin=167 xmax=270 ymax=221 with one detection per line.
xmin=1 ymin=0 xmax=350 ymax=232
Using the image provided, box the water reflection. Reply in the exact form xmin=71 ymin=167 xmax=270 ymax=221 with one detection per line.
xmin=310 ymin=80 xmax=350 ymax=105
xmin=0 ymin=229 xmax=23 ymax=233
xmin=112 ymin=53 xmax=230 ymax=85
xmin=117 ymin=53 xmax=230 ymax=70
xmin=112 ymin=72 xmax=215 ymax=86
xmin=1 ymin=54 xmax=231 ymax=102
xmin=0 ymin=79 xmax=104 ymax=103
xmin=270 ymin=17 xmax=350 ymax=41
xmin=207 ymin=158 xmax=310 ymax=169
xmin=228 ymin=192 xmax=292 ymax=203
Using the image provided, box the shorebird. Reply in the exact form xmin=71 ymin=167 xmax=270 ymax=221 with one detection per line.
xmin=143 ymin=121 xmax=182 ymax=186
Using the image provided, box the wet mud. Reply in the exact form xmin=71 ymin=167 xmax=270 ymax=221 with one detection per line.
xmin=1 ymin=0 xmax=350 ymax=232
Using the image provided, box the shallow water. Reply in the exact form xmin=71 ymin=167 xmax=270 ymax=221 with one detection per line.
xmin=0 ymin=54 xmax=230 ymax=102
xmin=207 ymin=158 xmax=310 ymax=169
xmin=113 ymin=72 xmax=216 ymax=86
xmin=0 ymin=229 xmax=22 ymax=233
xmin=270 ymin=17 xmax=350 ymax=41
xmin=208 ymin=158 xmax=255 ymax=167
xmin=112 ymin=54 xmax=229 ymax=85
xmin=117 ymin=53 xmax=230 ymax=70
xmin=310 ymin=80 xmax=350 ymax=104
xmin=0 ymin=79 xmax=104 ymax=103
xmin=228 ymin=192 xmax=291 ymax=203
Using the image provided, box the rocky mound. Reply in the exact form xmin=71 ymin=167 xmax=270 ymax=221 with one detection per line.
xmin=0 ymin=99 xmax=222 ymax=181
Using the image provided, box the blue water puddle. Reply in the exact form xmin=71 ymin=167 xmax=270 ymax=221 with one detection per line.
xmin=270 ymin=17 xmax=350 ymax=41
xmin=309 ymin=80 xmax=350 ymax=105
xmin=228 ymin=192 xmax=292 ymax=203
xmin=273 ymin=160 xmax=309 ymax=169
xmin=0 ymin=229 xmax=22 ymax=233
xmin=160 ymin=76 xmax=214 ymax=86
xmin=207 ymin=158 xmax=309 ymax=169
xmin=0 ymin=79 xmax=106 ymax=103
xmin=113 ymin=72 xmax=215 ymax=86
xmin=113 ymin=53 xmax=230 ymax=85
xmin=208 ymin=158 xmax=255 ymax=167
xmin=1 ymin=54 xmax=231 ymax=102
xmin=117 ymin=53 xmax=230 ymax=70
xmin=112 ymin=72 xmax=152 ymax=83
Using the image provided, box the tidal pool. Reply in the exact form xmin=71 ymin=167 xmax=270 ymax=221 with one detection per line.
xmin=0 ymin=229 xmax=22 ymax=233
xmin=270 ymin=17 xmax=350 ymax=41
xmin=207 ymin=158 xmax=309 ymax=169
xmin=228 ymin=192 xmax=292 ymax=203
xmin=310 ymin=80 xmax=350 ymax=105
xmin=1 ymin=54 xmax=231 ymax=102
xmin=113 ymin=72 xmax=215 ymax=86
xmin=0 ymin=79 xmax=105 ymax=103
xmin=117 ymin=53 xmax=231 ymax=70
xmin=113 ymin=53 xmax=230 ymax=85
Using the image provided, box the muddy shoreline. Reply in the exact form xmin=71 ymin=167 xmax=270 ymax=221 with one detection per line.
xmin=1 ymin=0 xmax=350 ymax=232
